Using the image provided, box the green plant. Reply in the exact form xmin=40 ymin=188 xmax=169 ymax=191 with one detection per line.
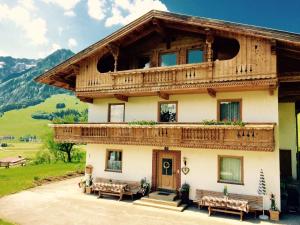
xmin=71 ymin=148 xmax=86 ymax=162
xmin=202 ymin=119 xmax=245 ymax=126
xmin=33 ymin=176 xmax=40 ymax=181
xmin=270 ymin=193 xmax=278 ymax=211
xmin=180 ymin=182 xmax=190 ymax=192
xmin=33 ymin=150 xmax=51 ymax=165
xmin=223 ymin=185 xmax=228 ymax=196
xmin=140 ymin=177 xmax=151 ymax=195
xmin=128 ymin=120 xmax=158 ymax=125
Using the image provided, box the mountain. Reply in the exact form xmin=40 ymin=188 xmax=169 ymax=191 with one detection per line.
xmin=0 ymin=49 xmax=74 ymax=113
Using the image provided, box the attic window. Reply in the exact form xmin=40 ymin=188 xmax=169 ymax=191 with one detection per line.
xmin=187 ymin=49 xmax=203 ymax=64
xmin=97 ymin=54 xmax=115 ymax=73
xmin=213 ymin=37 xmax=240 ymax=61
xmin=160 ymin=53 xmax=177 ymax=67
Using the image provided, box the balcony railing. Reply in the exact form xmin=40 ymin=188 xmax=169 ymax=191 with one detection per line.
xmin=51 ymin=123 xmax=275 ymax=152
xmin=76 ymin=63 xmax=212 ymax=93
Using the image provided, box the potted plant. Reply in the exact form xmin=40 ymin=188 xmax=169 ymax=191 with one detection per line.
xmin=223 ymin=185 xmax=229 ymax=198
xmin=269 ymin=193 xmax=280 ymax=221
xmin=140 ymin=177 xmax=150 ymax=196
xmin=180 ymin=183 xmax=190 ymax=204
xmin=85 ymin=174 xmax=93 ymax=194
xmin=78 ymin=179 xmax=86 ymax=193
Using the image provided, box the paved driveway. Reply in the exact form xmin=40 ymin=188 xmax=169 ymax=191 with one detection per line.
xmin=0 ymin=178 xmax=299 ymax=225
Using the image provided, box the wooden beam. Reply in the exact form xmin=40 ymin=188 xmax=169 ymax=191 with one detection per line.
xmin=152 ymin=19 xmax=167 ymax=39
xmin=157 ymin=91 xmax=169 ymax=100
xmin=114 ymin=94 xmax=128 ymax=102
xmin=271 ymin=39 xmax=277 ymax=55
xmin=268 ymin=84 xmax=277 ymax=96
xmin=78 ymin=96 xmax=93 ymax=103
xmin=70 ymin=64 xmax=80 ymax=75
xmin=279 ymin=74 xmax=300 ymax=83
xmin=207 ymin=88 xmax=216 ymax=98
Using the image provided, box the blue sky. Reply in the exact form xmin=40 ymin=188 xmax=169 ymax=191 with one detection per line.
xmin=0 ymin=0 xmax=299 ymax=59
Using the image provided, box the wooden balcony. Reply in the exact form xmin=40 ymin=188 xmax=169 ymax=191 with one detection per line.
xmin=51 ymin=123 xmax=275 ymax=152
xmin=75 ymin=62 xmax=277 ymax=99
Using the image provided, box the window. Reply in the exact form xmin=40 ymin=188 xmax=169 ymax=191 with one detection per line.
xmin=160 ymin=52 xmax=177 ymax=67
xmin=159 ymin=101 xmax=177 ymax=122
xmin=218 ymin=100 xmax=241 ymax=122
xmin=108 ymin=103 xmax=125 ymax=122
xmin=187 ymin=49 xmax=203 ymax=64
xmin=218 ymin=156 xmax=243 ymax=184
xmin=106 ymin=150 xmax=122 ymax=172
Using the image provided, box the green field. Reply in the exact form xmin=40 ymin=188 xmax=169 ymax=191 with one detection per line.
xmin=0 ymin=143 xmax=42 ymax=160
xmin=0 ymin=162 xmax=84 ymax=197
xmin=0 ymin=94 xmax=86 ymax=139
xmin=0 ymin=219 xmax=15 ymax=225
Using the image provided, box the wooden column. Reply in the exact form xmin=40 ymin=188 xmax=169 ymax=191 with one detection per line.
xmin=107 ymin=43 xmax=119 ymax=72
xmin=206 ymin=30 xmax=214 ymax=79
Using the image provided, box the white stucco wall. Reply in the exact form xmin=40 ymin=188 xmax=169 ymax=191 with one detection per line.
xmin=86 ymin=89 xmax=281 ymax=209
xmin=88 ymin=90 xmax=278 ymax=123
xmin=86 ymin=144 xmax=280 ymax=210
xmin=279 ymin=103 xmax=297 ymax=179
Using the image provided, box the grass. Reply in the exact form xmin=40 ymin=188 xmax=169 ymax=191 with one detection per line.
xmin=0 ymin=94 xmax=87 ymax=139
xmin=0 ymin=162 xmax=84 ymax=197
xmin=0 ymin=143 xmax=42 ymax=160
xmin=0 ymin=219 xmax=16 ymax=225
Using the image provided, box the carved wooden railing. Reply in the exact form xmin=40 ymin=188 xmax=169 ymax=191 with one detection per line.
xmin=76 ymin=63 xmax=212 ymax=92
xmin=51 ymin=123 xmax=275 ymax=152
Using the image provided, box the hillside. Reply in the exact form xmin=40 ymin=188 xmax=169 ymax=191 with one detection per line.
xmin=0 ymin=49 xmax=74 ymax=113
xmin=0 ymin=94 xmax=86 ymax=139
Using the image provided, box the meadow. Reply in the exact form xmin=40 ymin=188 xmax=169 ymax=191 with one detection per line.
xmin=0 ymin=94 xmax=86 ymax=138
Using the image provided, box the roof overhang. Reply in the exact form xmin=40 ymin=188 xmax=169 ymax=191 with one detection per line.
xmin=35 ymin=10 xmax=300 ymax=91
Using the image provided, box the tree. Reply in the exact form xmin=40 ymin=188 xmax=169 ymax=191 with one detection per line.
xmin=43 ymin=116 xmax=76 ymax=163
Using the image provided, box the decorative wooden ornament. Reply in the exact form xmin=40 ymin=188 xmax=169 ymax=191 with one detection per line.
xmin=181 ymin=157 xmax=190 ymax=175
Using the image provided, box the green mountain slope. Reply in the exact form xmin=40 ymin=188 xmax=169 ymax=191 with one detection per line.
xmin=0 ymin=49 xmax=74 ymax=113
xmin=0 ymin=94 xmax=86 ymax=139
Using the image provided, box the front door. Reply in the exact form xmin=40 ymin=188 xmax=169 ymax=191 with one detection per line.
xmin=155 ymin=151 xmax=180 ymax=191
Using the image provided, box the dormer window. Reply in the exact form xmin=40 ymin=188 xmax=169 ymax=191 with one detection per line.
xmin=160 ymin=52 xmax=177 ymax=67
xmin=187 ymin=49 xmax=203 ymax=64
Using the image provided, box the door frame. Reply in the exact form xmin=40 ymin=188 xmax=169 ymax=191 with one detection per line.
xmin=152 ymin=149 xmax=181 ymax=191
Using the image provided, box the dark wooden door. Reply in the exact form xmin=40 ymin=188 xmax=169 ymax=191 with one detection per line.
xmin=280 ymin=149 xmax=292 ymax=178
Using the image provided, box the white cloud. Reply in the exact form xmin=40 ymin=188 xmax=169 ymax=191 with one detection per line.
xmin=64 ymin=10 xmax=76 ymax=17
xmin=50 ymin=43 xmax=61 ymax=52
xmin=37 ymin=43 xmax=61 ymax=58
xmin=42 ymin=0 xmax=81 ymax=11
xmin=0 ymin=62 xmax=6 ymax=68
xmin=68 ymin=38 xmax=78 ymax=48
xmin=87 ymin=0 xmax=107 ymax=20
xmin=58 ymin=26 xmax=64 ymax=36
xmin=0 ymin=3 xmax=48 ymax=45
xmin=19 ymin=0 xmax=37 ymax=11
xmin=0 ymin=49 xmax=8 ymax=57
xmin=104 ymin=0 xmax=168 ymax=27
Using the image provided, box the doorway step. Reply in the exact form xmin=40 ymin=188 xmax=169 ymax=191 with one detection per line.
xmin=133 ymin=191 xmax=187 ymax=212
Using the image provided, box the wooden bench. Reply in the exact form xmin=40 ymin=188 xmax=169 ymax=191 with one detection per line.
xmin=92 ymin=178 xmax=140 ymax=200
xmin=194 ymin=189 xmax=263 ymax=219
xmin=0 ymin=157 xmax=26 ymax=168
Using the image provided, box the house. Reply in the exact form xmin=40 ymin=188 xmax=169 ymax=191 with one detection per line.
xmin=36 ymin=10 xmax=300 ymax=211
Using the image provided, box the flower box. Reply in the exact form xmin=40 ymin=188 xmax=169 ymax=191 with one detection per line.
xmin=269 ymin=210 xmax=280 ymax=221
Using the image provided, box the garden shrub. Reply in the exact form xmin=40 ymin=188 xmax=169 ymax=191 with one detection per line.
xmin=56 ymin=103 xmax=66 ymax=109
xmin=33 ymin=150 xmax=51 ymax=165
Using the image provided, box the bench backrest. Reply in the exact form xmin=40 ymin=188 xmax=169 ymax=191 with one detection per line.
xmin=195 ymin=189 xmax=263 ymax=210
xmin=94 ymin=177 xmax=140 ymax=190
